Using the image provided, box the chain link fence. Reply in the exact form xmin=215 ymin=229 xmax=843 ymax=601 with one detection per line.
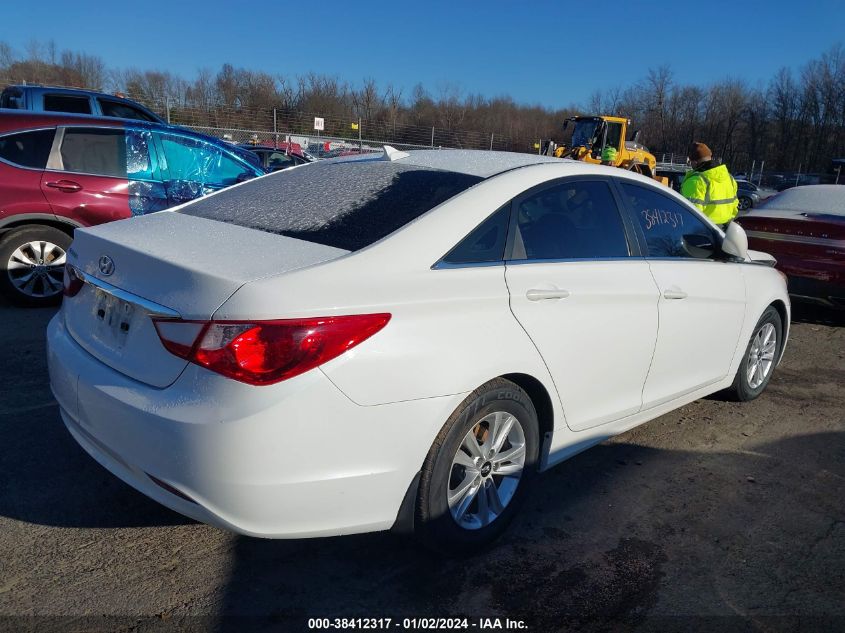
xmin=162 ymin=102 xmax=517 ymax=155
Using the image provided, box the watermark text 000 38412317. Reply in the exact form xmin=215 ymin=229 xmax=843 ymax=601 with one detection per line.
xmin=307 ymin=617 xmax=528 ymax=630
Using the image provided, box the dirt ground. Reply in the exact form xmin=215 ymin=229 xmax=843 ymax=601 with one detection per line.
xmin=0 ymin=300 xmax=842 ymax=633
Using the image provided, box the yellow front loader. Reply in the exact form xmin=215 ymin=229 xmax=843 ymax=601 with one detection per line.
xmin=546 ymin=115 xmax=668 ymax=185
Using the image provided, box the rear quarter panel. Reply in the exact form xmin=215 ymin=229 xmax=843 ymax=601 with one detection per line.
xmin=215 ymin=257 xmax=559 ymax=412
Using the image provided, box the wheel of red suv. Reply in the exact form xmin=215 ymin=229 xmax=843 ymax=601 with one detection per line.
xmin=415 ymin=378 xmax=539 ymax=555
xmin=0 ymin=225 xmax=71 ymax=307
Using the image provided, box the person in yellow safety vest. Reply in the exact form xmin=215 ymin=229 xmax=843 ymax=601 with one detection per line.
xmin=681 ymin=142 xmax=739 ymax=228
xmin=601 ymin=144 xmax=618 ymax=165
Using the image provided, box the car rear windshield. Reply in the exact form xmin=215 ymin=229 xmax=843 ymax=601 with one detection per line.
xmin=180 ymin=159 xmax=483 ymax=251
xmin=759 ymin=187 xmax=845 ymax=216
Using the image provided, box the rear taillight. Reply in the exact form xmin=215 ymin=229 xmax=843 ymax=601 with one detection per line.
xmin=63 ymin=264 xmax=84 ymax=297
xmin=153 ymin=314 xmax=391 ymax=385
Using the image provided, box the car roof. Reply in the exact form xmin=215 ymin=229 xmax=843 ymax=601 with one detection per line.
xmin=387 ymin=149 xmax=562 ymax=178
xmin=331 ymin=148 xmax=687 ymax=188
xmin=4 ymin=84 xmax=136 ymax=101
xmin=0 ymin=111 xmax=243 ymax=150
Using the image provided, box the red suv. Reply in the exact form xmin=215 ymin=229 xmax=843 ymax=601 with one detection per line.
xmin=0 ymin=112 xmax=263 ymax=306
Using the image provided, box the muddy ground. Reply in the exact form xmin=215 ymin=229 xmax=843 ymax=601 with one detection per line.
xmin=0 ymin=301 xmax=842 ymax=633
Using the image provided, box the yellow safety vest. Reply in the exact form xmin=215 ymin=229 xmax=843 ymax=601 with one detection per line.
xmin=681 ymin=164 xmax=739 ymax=225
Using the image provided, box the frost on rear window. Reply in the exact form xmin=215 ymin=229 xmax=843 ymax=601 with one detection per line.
xmin=178 ymin=160 xmax=483 ymax=251
xmin=759 ymin=186 xmax=845 ymax=216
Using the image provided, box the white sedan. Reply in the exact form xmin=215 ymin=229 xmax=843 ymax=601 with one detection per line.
xmin=47 ymin=149 xmax=789 ymax=552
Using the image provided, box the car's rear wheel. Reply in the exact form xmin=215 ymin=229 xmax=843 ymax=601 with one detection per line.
xmin=728 ymin=306 xmax=782 ymax=401
xmin=415 ymin=378 xmax=539 ymax=555
xmin=0 ymin=225 xmax=71 ymax=307
xmin=738 ymin=195 xmax=753 ymax=211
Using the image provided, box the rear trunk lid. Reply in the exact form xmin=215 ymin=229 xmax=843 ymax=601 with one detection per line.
xmin=64 ymin=211 xmax=348 ymax=387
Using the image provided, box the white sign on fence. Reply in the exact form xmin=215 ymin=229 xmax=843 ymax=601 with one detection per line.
xmin=313 ymin=117 xmax=325 ymax=131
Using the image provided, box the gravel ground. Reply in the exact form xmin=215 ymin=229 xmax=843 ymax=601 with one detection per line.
xmin=0 ymin=301 xmax=842 ymax=633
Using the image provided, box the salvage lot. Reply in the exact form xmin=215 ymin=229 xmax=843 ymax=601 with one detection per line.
xmin=0 ymin=300 xmax=843 ymax=631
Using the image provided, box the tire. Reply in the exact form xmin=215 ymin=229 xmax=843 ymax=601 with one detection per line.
xmin=738 ymin=196 xmax=752 ymax=211
xmin=415 ymin=378 xmax=540 ymax=555
xmin=727 ymin=306 xmax=783 ymax=401
xmin=0 ymin=225 xmax=71 ymax=307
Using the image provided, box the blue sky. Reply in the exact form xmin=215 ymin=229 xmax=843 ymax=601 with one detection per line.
xmin=2 ymin=0 xmax=842 ymax=108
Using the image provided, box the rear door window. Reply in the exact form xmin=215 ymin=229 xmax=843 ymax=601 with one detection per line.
xmin=98 ymin=98 xmax=156 ymax=122
xmin=180 ymin=159 xmax=483 ymax=251
xmin=513 ymin=179 xmax=630 ymax=260
xmin=58 ymin=128 xmax=126 ymax=177
xmin=0 ymin=129 xmax=55 ymax=169
xmin=43 ymin=94 xmax=92 ymax=115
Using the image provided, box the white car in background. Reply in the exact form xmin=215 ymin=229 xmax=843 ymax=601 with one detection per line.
xmin=47 ymin=149 xmax=790 ymax=552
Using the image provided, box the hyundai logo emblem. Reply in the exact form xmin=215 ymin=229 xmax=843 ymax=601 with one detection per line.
xmin=98 ymin=255 xmax=115 ymax=276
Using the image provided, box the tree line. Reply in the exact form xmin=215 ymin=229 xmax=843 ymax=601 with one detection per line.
xmin=2 ymin=40 xmax=843 ymax=173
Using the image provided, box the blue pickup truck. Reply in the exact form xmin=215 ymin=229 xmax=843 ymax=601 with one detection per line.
xmin=0 ymin=84 xmax=164 ymax=123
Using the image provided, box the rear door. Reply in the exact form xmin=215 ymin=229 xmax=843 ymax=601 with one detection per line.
xmin=616 ymin=180 xmax=746 ymax=407
xmin=505 ymin=177 xmax=660 ymax=431
xmin=41 ymin=125 xmax=168 ymax=226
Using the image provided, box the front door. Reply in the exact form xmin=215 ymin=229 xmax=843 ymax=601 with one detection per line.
xmin=616 ymin=181 xmax=747 ymax=408
xmin=154 ymin=131 xmax=256 ymax=206
xmin=505 ymin=178 xmax=660 ymax=431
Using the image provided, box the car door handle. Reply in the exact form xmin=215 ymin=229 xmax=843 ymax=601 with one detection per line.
xmin=663 ymin=287 xmax=688 ymax=300
xmin=45 ymin=180 xmax=82 ymax=193
xmin=526 ymin=288 xmax=570 ymax=301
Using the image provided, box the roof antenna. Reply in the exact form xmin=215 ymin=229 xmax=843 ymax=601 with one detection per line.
xmin=383 ymin=145 xmax=410 ymax=161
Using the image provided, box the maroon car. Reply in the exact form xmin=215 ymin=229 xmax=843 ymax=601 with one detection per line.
xmin=737 ymin=185 xmax=845 ymax=308
xmin=0 ymin=112 xmax=263 ymax=306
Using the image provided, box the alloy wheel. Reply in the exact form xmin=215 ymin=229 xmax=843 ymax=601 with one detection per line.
xmin=447 ymin=411 xmax=526 ymax=530
xmin=7 ymin=241 xmax=67 ymax=299
xmin=746 ymin=322 xmax=777 ymax=389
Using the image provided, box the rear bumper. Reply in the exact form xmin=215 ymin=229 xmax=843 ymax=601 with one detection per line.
xmin=47 ymin=312 xmax=463 ymax=538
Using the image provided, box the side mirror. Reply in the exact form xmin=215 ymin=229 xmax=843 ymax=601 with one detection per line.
xmin=681 ymin=233 xmax=716 ymax=259
xmin=721 ymin=222 xmax=749 ymax=260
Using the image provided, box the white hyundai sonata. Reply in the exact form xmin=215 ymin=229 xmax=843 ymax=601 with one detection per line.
xmin=47 ymin=149 xmax=789 ymax=552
